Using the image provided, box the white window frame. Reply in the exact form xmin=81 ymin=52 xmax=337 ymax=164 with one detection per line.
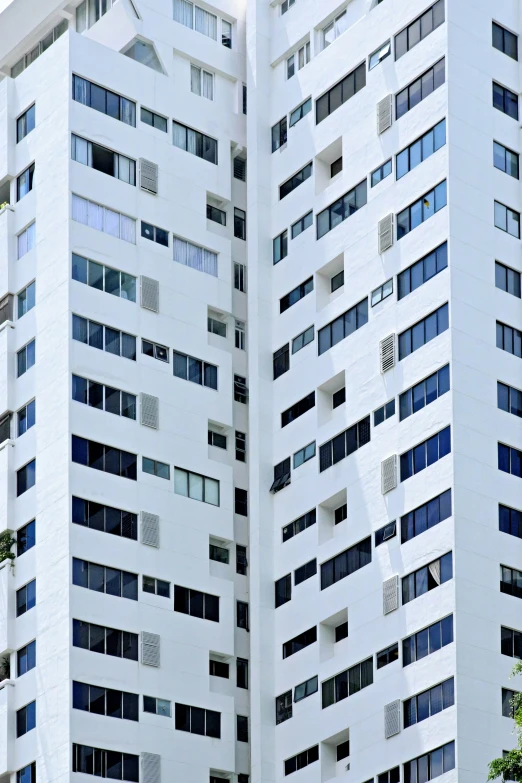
xmin=287 ymin=41 xmax=310 ymax=79
xmin=322 ymin=10 xmax=349 ymax=50
xmin=190 ymin=64 xmax=214 ymax=100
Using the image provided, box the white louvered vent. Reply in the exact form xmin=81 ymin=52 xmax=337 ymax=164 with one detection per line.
xmin=140 ymin=158 xmax=158 ymax=194
xmin=141 ymin=511 xmax=160 ymax=547
xmin=377 ymin=95 xmax=392 ymax=134
xmin=141 ymin=753 xmax=161 ymax=783
xmin=378 ymin=214 xmax=394 ymax=253
xmin=379 ymin=334 xmax=395 ymax=373
xmin=140 ymin=393 xmax=159 ymax=429
xmin=384 ymin=700 xmax=401 ymax=738
xmin=381 ymin=454 xmax=397 ymax=494
xmin=141 ymin=632 xmax=160 ymax=667
xmin=383 ymin=575 xmax=399 ymax=615
xmin=140 ymin=275 xmax=159 ymax=313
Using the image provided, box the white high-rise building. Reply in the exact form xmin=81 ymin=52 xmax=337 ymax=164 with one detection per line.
xmin=0 ymin=1 xmax=521 ymax=783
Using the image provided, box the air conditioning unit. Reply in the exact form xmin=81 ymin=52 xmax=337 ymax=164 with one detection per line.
xmin=383 ymin=575 xmax=399 ymax=615
xmin=139 ymin=158 xmax=158 ymax=194
xmin=377 ymin=94 xmax=392 ymax=134
xmin=381 ymin=454 xmax=398 ymax=493
xmin=379 ymin=334 xmax=395 ymax=373
xmin=378 ymin=214 xmax=394 ymax=253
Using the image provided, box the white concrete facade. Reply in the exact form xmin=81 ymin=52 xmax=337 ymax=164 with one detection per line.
xmin=0 ymin=1 xmax=521 ymax=783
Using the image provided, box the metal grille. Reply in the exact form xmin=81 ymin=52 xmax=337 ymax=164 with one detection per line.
xmin=140 ymin=158 xmax=158 ymax=194
xmin=383 ymin=575 xmax=399 ymax=615
xmin=141 ymin=753 xmax=161 ymax=783
xmin=141 ymin=632 xmax=160 ymax=667
xmin=377 ymin=94 xmax=392 ymax=134
xmin=140 ymin=276 xmax=159 ymax=312
xmin=384 ymin=700 xmax=401 ymax=738
xmin=140 ymin=393 xmax=159 ymax=429
xmin=379 ymin=334 xmax=395 ymax=373
xmin=141 ymin=511 xmax=160 ymax=547
xmin=381 ymin=455 xmax=397 ymax=494
xmin=378 ymin=214 xmax=394 ymax=253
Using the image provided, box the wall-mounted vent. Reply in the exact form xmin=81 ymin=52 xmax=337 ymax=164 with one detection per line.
xmin=140 ymin=158 xmax=158 ymax=194
xmin=381 ymin=454 xmax=397 ymax=494
xmin=141 ymin=753 xmax=160 ymax=783
xmin=384 ymin=700 xmax=401 ymax=738
xmin=378 ymin=214 xmax=394 ymax=253
xmin=140 ymin=276 xmax=159 ymax=313
xmin=141 ymin=511 xmax=160 ymax=548
xmin=140 ymin=393 xmax=159 ymax=429
xmin=377 ymin=95 xmax=392 ymax=134
xmin=141 ymin=632 xmax=160 ymax=667
xmin=383 ymin=575 xmax=399 ymax=615
xmin=379 ymin=334 xmax=395 ymax=373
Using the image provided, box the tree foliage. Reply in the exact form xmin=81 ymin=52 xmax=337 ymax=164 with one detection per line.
xmin=489 ymin=662 xmax=522 ymax=782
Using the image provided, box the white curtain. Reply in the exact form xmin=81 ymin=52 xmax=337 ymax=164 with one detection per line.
xmin=202 ymin=248 xmax=217 ymax=277
xmin=87 ymin=200 xmax=103 ymax=231
xmin=428 ymin=560 xmax=441 ymax=585
xmin=76 ymin=0 xmax=87 ymax=33
xmin=173 ymin=122 xmax=187 ymax=151
xmin=26 ymin=222 xmax=36 ymax=253
xmin=103 ymin=207 xmax=120 ymax=238
xmin=17 ymin=230 xmax=27 ymax=259
xmin=195 ymin=6 xmax=217 ymax=39
xmin=187 ymin=128 xmax=197 ymax=156
xmin=173 ymin=0 xmax=193 ymax=28
xmin=72 ymin=194 xmax=88 ymax=225
xmin=173 ymin=237 xmax=188 ymax=265
xmin=120 ymin=98 xmax=136 ymax=127
xmin=116 ymin=154 xmax=131 ymax=184
xmin=173 ymin=237 xmax=217 ymax=277
xmin=202 ymin=70 xmax=213 ymax=100
xmin=72 ymin=135 xmax=92 ymax=166
xmin=120 ymin=215 xmax=136 ymax=244
xmin=204 ymin=478 xmax=219 ymax=506
xmin=190 ymin=65 xmax=201 ymax=95
xmin=73 ymin=75 xmax=89 ymax=105
xmin=335 ymin=11 xmax=349 ymax=39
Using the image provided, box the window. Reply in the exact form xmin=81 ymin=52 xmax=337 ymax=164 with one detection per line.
xmin=404 ymin=741 xmax=455 ymax=782
xmin=316 ymin=62 xmax=366 ymax=124
xmin=234 ymin=156 xmax=246 ymax=181
xmin=142 ymin=458 xmax=170 ymax=480
xmin=376 ymin=642 xmax=398 ymax=669
xmin=174 ymin=235 xmax=218 ymax=277
xmin=234 ymin=208 xmax=246 ymax=240
xmin=208 ymin=317 xmax=226 ymax=338
xmin=234 ymin=262 xmax=247 ymax=291
xmin=290 ymin=97 xmax=312 ymax=127
xmin=236 ymin=715 xmax=249 ymax=742
xmin=331 ymin=270 xmax=344 ymax=292
xmin=499 ymin=503 xmax=522 ymax=540
xmin=499 ymin=443 xmax=522 ymax=478
xmin=322 ymin=10 xmax=349 ymax=48
xmin=237 ymin=600 xmax=249 ymax=630
xmin=318 ymin=298 xmax=368 ymax=355
xmin=501 ymin=566 xmax=522 ymax=599
xmin=235 ymin=487 xmax=248 ymax=516
xmin=173 ymin=121 xmax=217 ymax=164
xmin=374 ymin=520 xmax=396 ymax=546
xmin=17 ymin=104 xmax=35 ymax=142
xmin=73 ymin=75 xmax=136 ymax=126
xmin=235 ymin=432 xmax=247 ymax=463
xmin=493 ymin=22 xmax=518 ymax=60
xmin=17 ymin=400 xmax=35 ymax=436
xmin=280 ymin=277 xmax=313 ymax=313
xmin=319 ymin=415 xmax=371 ymax=472
xmin=281 ymin=391 xmax=315 ymax=427
xmin=72 ymin=558 xmax=138 ymax=600
xmin=209 ymin=543 xmax=229 ymax=564
xmin=292 ymin=326 xmax=314 ymax=355
xmin=175 ymin=703 xmax=221 ymax=738
xmin=400 ymin=426 xmax=451 ymax=481
xmin=293 ymin=442 xmax=315 ymax=469
xmin=17 ymin=459 xmax=36 ymax=496
xmin=322 ymin=657 xmax=373 ymax=708
xmin=141 ymin=221 xmax=169 ymax=246
xmin=395 ymin=0 xmax=445 ymax=60
xmin=396 ymin=119 xmax=446 ymax=180
xmin=236 ymin=545 xmax=247 ymax=577
xmin=398 ymin=241 xmax=448 ymax=299
xmin=73 ymin=620 xmax=138 ymax=660
xmin=369 ymin=39 xmax=391 ymax=69
xmin=291 ymin=211 xmax=313 ymax=239
xmin=493 ymin=82 xmax=519 ymax=119
xmin=495 ymin=201 xmax=520 ymax=238
xmin=286 ymin=42 xmax=310 ymax=79
xmin=371 ymin=279 xmax=393 ymax=307
xmin=17 ymin=164 xmax=34 ymax=201
xmin=222 ymin=19 xmax=232 ymax=48
xmin=142 ymin=575 xmax=170 ymax=597
xmin=283 ymin=626 xmax=317 ymax=658
xmin=174 ymin=467 xmax=220 ymax=505
xmin=72 ymin=744 xmax=138 ymax=781
xmin=495 ymin=261 xmax=521 ymax=298
xmin=143 ymin=696 xmax=171 ymax=717
xmin=295 ymin=675 xmax=318 ymax=702
xmin=294 ymin=558 xmax=316 ymax=586
xmin=333 ymin=388 xmax=346 ymax=409
xmin=190 ymin=64 xmax=214 ymax=100
xmin=72 ymin=254 xmax=136 ymax=301
xmin=337 ymin=741 xmax=350 ymax=762
xmin=401 ymin=489 xmax=451 ymax=544
xmin=72 ymin=376 xmax=136 ymax=420
xmin=331 ymin=157 xmax=343 ymax=178
xmin=279 ymin=163 xmax=312 ymax=200
xmin=208 ymin=431 xmax=227 ymax=450
xmin=206 ymin=204 xmax=226 ymax=226
xmin=320 ymin=536 xmax=371 ymax=590
xmin=275 ymin=574 xmax=291 ymax=608
xmin=371 ymin=159 xmax=392 ymax=187
xmin=72 ymin=135 xmax=135 ymax=185
xmin=282 ymin=509 xmax=316 ymax=542
xmin=71 ymin=436 xmax=137 ymax=481
xmin=397 ymin=180 xmax=447 ymax=239
xmin=334 ymin=504 xmax=347 ymax=524
xmin=73 ymin=681 xmax=139 ymax=722
xmin=72 ymin=195 xmax=136 ymax=243
xmin=16 ymin=701 xmax=36 ymax=737
xmin=209 ymin=660 xmax=229 ymax=678
xmin=335 ymin=621 xmax=348 ymax=642
xmin=498 ymin=382 xmax=522 ymax=420
xmin=497 ymin=322 xmax=522 ymax=358
xmin=174 ymin=585 xmax=219 ymax=621
xmin=140 ymin=107 xmax=167 ymax=132
xmin=272 ymin=117 xmax=287 ymax=152
xmin=285 ymin=745 xmax=319 ymax=776
xmin=316 ymin=179 xmax=367 ymax=238
xmin=16 ymin=580 xmax=36 ymax=617
xmin=399 ymin=303 xmax=449 ymax=360
xmin=11 ymin=19 xmax=67 ymax=78
xmin=234 ymin=375 xmax=248 ymax=403
xmin=17 ymin=223 xmax=36 ymax=259
xmin=123 ymin=39 xmax=164 ymax=71
xmin=501 ymin=626 xmax=522 ymax=659
xmin=403 ymin=615 xmax=453 ymax=667
xmin=374 ymin=399 xmax=395 ymax=426
xmin=273 ymin=230 xmax=288 ymax=265
xmin=402 ymin=552 xmax=453 ymax=604
xmin=142 ymin=340 xmax=168 ymax=363
xmin=73 ymin=315 xmax=136 ymax=360
xmin=502 ymin=688 xmax=518 ymax=718
xmin=273 ymin=344 xmax=289 ymax=379
xmin=276 ymin=691 xmax=292 ymax=724
xmin=272 ymin=458 xmax=290 ymax=494
xmin=76 ymin=0 xmax=114 ymax=31
xmin=378 ymin=768 xmax=400 ymax=783
xmin=404 ymin=677 xmax=454 ymax=728
xmin=494 ymin=141 xmax=519 ymax=179
xmin=173 ymin=351 xmax=217 ymax=389
xmin=396 ymin=58 xmax=445 ymax=120
xmin=281 ymin=0 xmax=295 ymax=14
xmin=17 ymin=519 xmax=35 ymax=555
xmin=17 ymin=640 xmax=36 ymax=676
xmin=399 ymin=364 xmax=450 ymax=421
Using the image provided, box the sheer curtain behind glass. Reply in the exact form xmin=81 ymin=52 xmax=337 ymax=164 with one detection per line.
xmin=195 ymin=6 xmax=217 ymax=39
xmin=173 ymin=0 xmax=193 ymax=27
